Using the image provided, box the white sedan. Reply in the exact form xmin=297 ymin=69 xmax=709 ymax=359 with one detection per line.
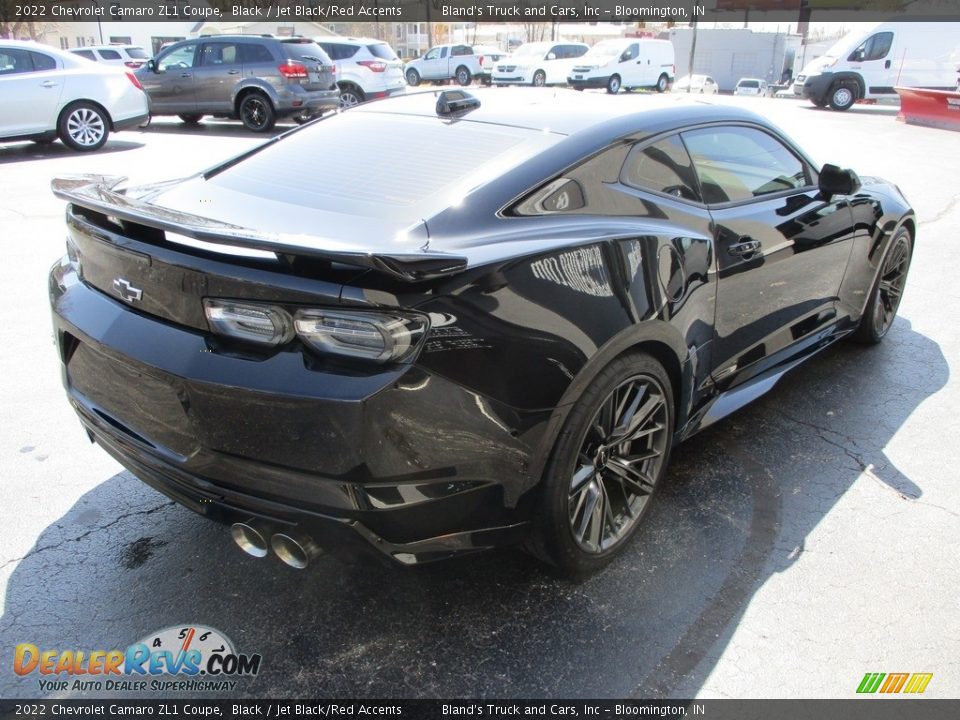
xmin=0 ymin=40 xmax=149 ymax=152
xmin=671 ymin=74 xmax=719 ymax=94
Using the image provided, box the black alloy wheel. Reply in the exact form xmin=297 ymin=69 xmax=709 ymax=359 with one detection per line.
xmin=239 ymin=93 xmax=276 ymax=132
xmin=530 ymin=353 xmax=673 ymax=576
xmin=854 ymin=228 xmax=912 ymax=343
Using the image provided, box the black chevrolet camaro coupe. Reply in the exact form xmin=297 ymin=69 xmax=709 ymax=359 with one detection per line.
xmin=49 ymin=89 xmax=913 ymax=576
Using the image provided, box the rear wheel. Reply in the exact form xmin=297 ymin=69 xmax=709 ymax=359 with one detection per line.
xmin=529 ymin=353 xmax=673 ymax=577
xmin=829 ymin=83 xmax=857 ymax=111
xmin=238 ymin=93 xmax=275 ymax=132
xmin=406 ymin=69 xmax=421 ymax=87
xmin=853 ymin=227 xmax=912 ymax=344
xmin=606 ymin=74 xmax=622 ymax=94
xmin=532 ymin=70 xmax=546 ymax=87
xmin=338 ymin=85 xmax=365 ymax=109
xmin=656 ymin=74 xmax=669 ymax=93
xmin=178 ymin=113 xmax=203 ymax=124
xmin=455 ymin=66 xmax=472 ymax=86
xmin=58 ymin=102 xmax=109 ymax=151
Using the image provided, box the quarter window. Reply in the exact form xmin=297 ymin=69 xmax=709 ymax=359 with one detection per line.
xmin=30 ymin=52 xmax=57 ymax=71
xmin=621 ymin=135 xmax=701 ymax=202
xmin=681 ymin=126 xmax=810 ymax=204
xmin=99 ymin=49 xmax=121 ymax=61
xmin=240 ymin=44 xmax=274 ymax=64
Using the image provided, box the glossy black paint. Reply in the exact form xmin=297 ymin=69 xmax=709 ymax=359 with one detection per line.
xmin=48 ymin=90 xmax=914 ymax=564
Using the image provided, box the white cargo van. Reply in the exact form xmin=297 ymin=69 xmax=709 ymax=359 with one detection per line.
xmin=568 ymin=39 xmax=675 ymax=94
xmin=794 ymin=22 xmax=960 ymax=111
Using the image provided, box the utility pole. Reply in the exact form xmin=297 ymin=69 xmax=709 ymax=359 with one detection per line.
xmin=686 ymin=19 xmax=698 ymax=93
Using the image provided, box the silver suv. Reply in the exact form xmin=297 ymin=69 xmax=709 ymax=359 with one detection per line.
xmin=136 ymin=36 xmax=339 ymax=132
xmin=316 ymin=37 xmax=405 ymax=108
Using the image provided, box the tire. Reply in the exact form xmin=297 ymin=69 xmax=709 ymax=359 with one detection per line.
xmin=57 ymin=101 xmax=109 ymax=152
xmin=656 ymin=74 xmax=669 ymax=93
xmin=528 ymin=352 xmax=674 ymax=577
xmin=853 ymin=227 xmax=913 ymax=344
xmin=178 ymin=113 xmax=203 ymax=124
xmin=811 ymin=97 xmax=829 ymax=108
xmin=455 ymin=66 xmax=472 ymax=86
xmin=338 ymin=85 xmax=365 ymax=109
xmin=606 ymin=74 xmax=622 ymax=94
xmin=574 ymin=86 xmax=584 ymax=92
xmin=828 ymin=83 xmax=856 ymax=111
xmin=238 ymin=93 xmax=275 ymax=132
xmin=532 ymin=70 xmax=546 ymax=87
xmin=406 ymin=69 xmax=421 ymax=87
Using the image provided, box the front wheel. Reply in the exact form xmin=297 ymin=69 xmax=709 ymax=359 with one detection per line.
xmin=532 ymin=70 xmax=546 ymax=87
xmin=178 ymin=113 xmax=203 ymax=124
xmin=853 ymin=227 xmax=913 ymax=344
xmin=829 ymin=83 xmax=857 ymax=111
xmin=405 ymin=69 xmax=421 ymax=87
xmin=656 ymin=74 xmax=669 ymax=93
xmin=238 ymin=93 xmax=275 ymax=132
xmin=606 ymin=74 xmax=622 ymax=94
xmin=528 ymin=352 xmax=674 ymax=577
xmin=58 ymin=102 xmax=109 ymax=151
xmin=455 ymin=66 xmax=472 ymax=86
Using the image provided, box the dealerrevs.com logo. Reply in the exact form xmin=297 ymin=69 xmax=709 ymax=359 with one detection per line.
xmin=14 ymin=625 xmax=262 ymax=693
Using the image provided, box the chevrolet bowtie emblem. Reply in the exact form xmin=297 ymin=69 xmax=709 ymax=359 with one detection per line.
xmin=112 ymin=278 xmax=143 ymax=303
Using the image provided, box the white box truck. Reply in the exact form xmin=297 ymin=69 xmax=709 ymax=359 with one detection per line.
xmin=794 ymin=22 xmax=960 ymax=111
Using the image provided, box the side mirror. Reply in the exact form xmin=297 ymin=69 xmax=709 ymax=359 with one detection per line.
xmin=546 ymin=52 xmax=556 ymax=60
xmin=147 ymin=59 xmax=158 ymax=73
xmin=819 ymin=163 xmax=861 ymax=199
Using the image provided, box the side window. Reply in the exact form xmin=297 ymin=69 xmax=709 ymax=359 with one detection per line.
xmin=73 ymin=50 xmax=96 ymax=61
xmin=569 ymin=45 xmax=588 ymax=59
xmin=240 ymin=43 xmax=274 ymax=64
xmin=621 ymin=44 xmax=638 ymax=62
xmin=452 ymin=45 xmax=471 ymax=57
xmin=0 ymin=48 xmax=34 ymax=74
xmin=424 ymin=48 xmax=440 ymax=61
xmin=199 ymin=42 xmax=240 ymax=66
xmin=99 ymin=49 xmax=121 ymax=61
xmin=158 ymin=43 xmax=197 ymax=72
xmin=30 ymin=51 xmax=57 ymax=71
xmin=850 ymin=32 xmax=893 ymax=62
xmin=682 ymin=126 xmax=810 ymax=204
xmin=621 ymin=135 xmax=701 ymax=202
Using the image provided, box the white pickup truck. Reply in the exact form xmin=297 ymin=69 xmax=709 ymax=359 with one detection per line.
xmin=404 ymin=44 xmax=494 ymax=87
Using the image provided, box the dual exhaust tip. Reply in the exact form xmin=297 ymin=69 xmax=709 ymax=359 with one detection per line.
xmin=230 ymin=521 xmax=322 ymax=570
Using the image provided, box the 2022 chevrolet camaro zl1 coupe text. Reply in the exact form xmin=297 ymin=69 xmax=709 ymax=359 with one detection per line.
xmin=49 ymin=89 xmax=914 ymax=576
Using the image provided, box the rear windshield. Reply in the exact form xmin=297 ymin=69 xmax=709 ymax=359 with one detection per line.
xmin=207 ymin=112 xmax=562 ymax=218
xmin=739 ymin=80 xmax=760 ymax=88
xmin=126 ymin=47 xmax=149 ymax=59
xmin=367 ymin=43 xmax=398 ymax=61
xmin=280 ymin=39 xmax=332 ymax=65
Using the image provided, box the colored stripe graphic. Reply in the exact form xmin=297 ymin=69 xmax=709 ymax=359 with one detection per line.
xmin=903 ymin=673 xmax=933 ymax=694
xmin=880 ymin=673 xmax=909 ymax=693
xmin=857 ymin=673 xmax=885 ymax=693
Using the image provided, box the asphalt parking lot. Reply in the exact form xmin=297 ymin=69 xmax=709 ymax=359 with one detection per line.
xmin=1 ymin=92 xmax=958 ymax=700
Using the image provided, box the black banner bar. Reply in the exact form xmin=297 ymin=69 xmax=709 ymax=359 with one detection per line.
xmin=2 ymin=700 xmax=960 ymax=720
xmin=2 ymin=0 xmax=960 ymax=24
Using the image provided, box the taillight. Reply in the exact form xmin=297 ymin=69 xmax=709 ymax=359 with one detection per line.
xmin=277 ymin=60 xmax=308 ymax=80
xmin=125 ymin=71 xmax=143 ymax=90
xmin=478 ymin=55 xmax=485 ymax=66
xmin=357 ymin=60 xmax=387 ymax=73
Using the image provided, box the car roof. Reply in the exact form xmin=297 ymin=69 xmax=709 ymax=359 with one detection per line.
xmin=322 ymin=37 xmax=388 ymax=45
xmin=355 ymin=88 xmax=774 ymax=137
xmin=74 ymin=45 xmax=142 ymax=51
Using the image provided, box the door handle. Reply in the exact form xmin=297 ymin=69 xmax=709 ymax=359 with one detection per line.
xmin=729 ymin=239 xmax=762 ymax=256
xmin=180 ymin=73 xmax=192 ymax=78
xmin=41 ymin=80 xmax=57 ymax=88
xmin=884 ymin=59 xmax=891 ymax=69
xmin=228 ymin=70 xmax=240 ymax=75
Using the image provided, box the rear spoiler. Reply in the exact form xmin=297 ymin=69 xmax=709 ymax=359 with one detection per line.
xmin=51 ymin=175 xmax=468 ymax=282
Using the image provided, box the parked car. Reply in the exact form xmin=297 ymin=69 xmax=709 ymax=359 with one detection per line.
xmin=734 ymin=77 xmax=768 ymax=96
xmin=0 ymin=40 xmax=148 ymax=151
xmin=672 ymin=73 xmax=718 ymax=94
xmin=568 ymin=39 xmax=675 ymax=94
xmin=492 ymin=41 xmax=588 ymax=87
xmin=135 ymin=35 xmax=339 ymax=132
xmin=69 ymin=45 xmax=150 ymax=69
xmin=315 ymin=37 xmax=405 ymax=108
xmin=49 ymin=89 xmax=914 ymax=576
xmin=794 ymin=21 xmax=960 ymax=110
xmin=404 ymin=44 xmax=486 ymax=87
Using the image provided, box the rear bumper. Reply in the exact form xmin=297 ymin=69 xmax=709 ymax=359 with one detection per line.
xmin=276 ymin=87 xmax=339 ymax=114
xmin=114 ymin=111 xmax=150 ymax=131
xmin=49 ymin=261 xmax=543 ymax=563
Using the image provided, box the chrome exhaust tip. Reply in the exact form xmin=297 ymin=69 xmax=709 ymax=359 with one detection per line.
xmin=271 ymin=532 xmax=322 ymax=570
xmin=230 ymin=521 xmax=271 ymax=558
